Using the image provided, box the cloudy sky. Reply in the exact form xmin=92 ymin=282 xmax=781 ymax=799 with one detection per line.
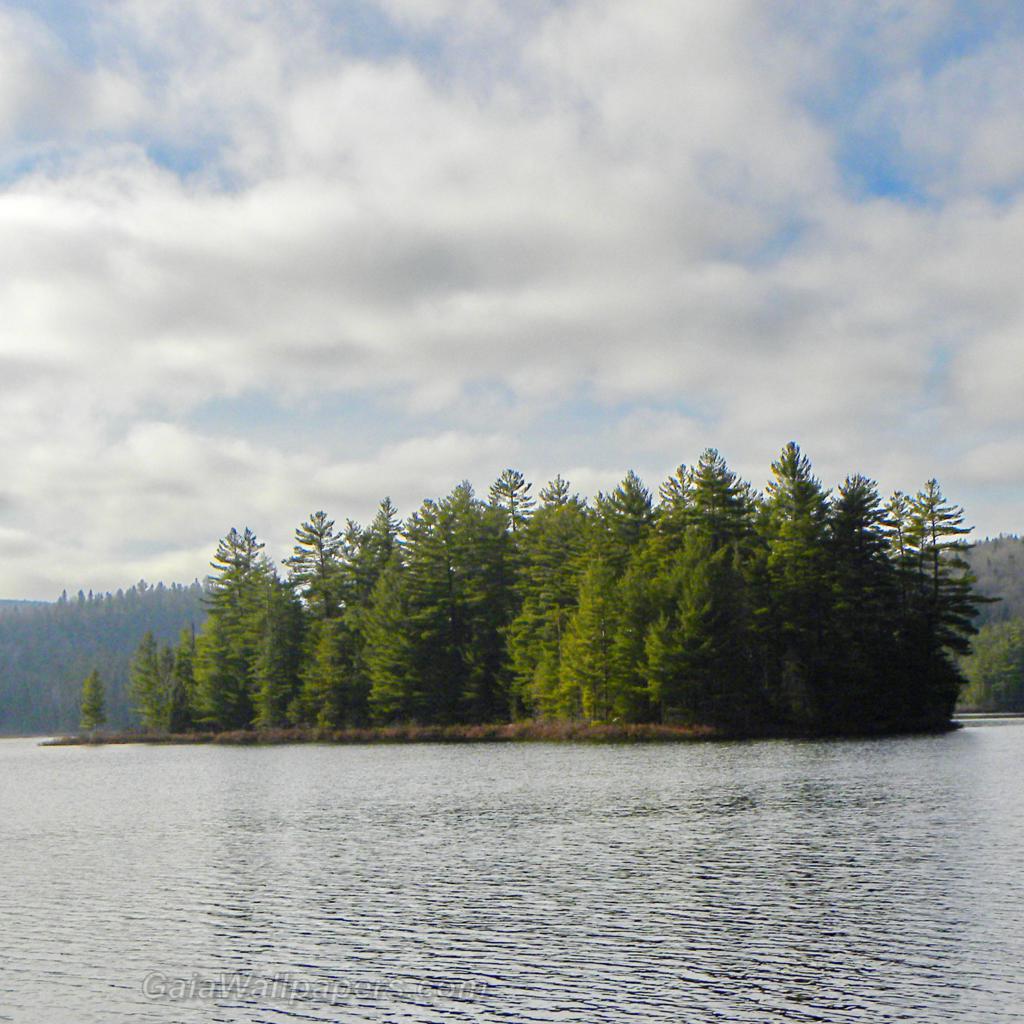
xmin=0 ymin=0 xmax=1022 ymax=598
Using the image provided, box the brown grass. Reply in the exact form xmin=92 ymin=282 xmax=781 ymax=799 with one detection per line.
xmin=41 ymin=720 xmax=718 ymax=747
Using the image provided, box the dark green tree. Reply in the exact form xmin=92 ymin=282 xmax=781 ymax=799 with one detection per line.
xmin=559 ymin=558 xmax=620 ymax=720
xmin=489 ymin=469 xmax=535 ymax=533
xmin=285 ymin=511 xmax=344 ymax=619
xmin=168 ymin=627 xmax=197 ymax=733
xmin=80 ymin=669 xmax=106 ymax=731
xmin=129 ymin=631 xmax=173 ymax=731
xmin=759 ymin=442 xmax=831 ymax=725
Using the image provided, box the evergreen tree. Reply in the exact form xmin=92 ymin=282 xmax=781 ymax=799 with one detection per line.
xmin=506 ymin=481 xmax=590 ymax=716
xmin=297 ymin=616 xmax=361 ymax=727
xmin=825 ymin=475 xmax=897 ymax=727
xmin=252 ymin=575 xmax=304 ymax=728
xmin=365 ymin=558 xmax=417 ymax=722
xmin=168 ymin=627 xmax=197 ymax=733
xmin=194 ymin=527 xmax=273 ymax=729
xmin=596 ymin=470 xmax=655 ymax=564
xmin=129 ymin=631 xmax=172 ymax=731
xmin=759 ymin=442 xmax=831 ymax=725
xmin=559 ymin=559 xmax=620 ymax=720
xmin=903 ymin=480 xmax=982 ymax=720
xmin=489 ymin=469 xmax=535 ymax=533
xmin=80 ymin=669 xmax=106 ymax=731
xmin=688 ymin=448 xmax=752 ymax=550
xmin=285 ymin=511 xmax=344 ymax=619
xmin=644 ymin=534 xmax=753 ymax=726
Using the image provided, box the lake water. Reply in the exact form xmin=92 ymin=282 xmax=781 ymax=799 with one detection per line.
xmin=2 ymin=723 xmax=1023 ymax=1023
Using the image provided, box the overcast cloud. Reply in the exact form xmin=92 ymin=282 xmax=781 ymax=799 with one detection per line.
xmin=0 ymin=0 xmax=1021 ymax=598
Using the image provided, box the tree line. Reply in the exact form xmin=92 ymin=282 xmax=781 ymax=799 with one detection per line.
xmin=124 ymin=443 xmax=984 ymax=737
xmin=0 ymin=582 xmax=205 ymax=734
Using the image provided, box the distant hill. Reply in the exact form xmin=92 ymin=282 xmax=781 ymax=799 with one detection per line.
xmin=966 ymin=535 xmax=1024 ymax=625
xmin=0 ymin=599 xmax=50 ymax=614
xmin=0 ymin=582 xmax=206 ymax=735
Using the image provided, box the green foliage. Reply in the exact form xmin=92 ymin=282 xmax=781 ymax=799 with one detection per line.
xmin=960 ymin=620 xmax=1024 ymax=711
xmin=0 ymin=581 xmax=205 ymax=735
xmin=559 ymin=559 xmax=620 ymax=720
xmin=285 ymin=511 xmax=344 ymax=619
xmin=79 ymin=669 xmax=106 ymax=731
xmin=489 ymin=469 xmax=535 ymax=533
xmin=98 ymin=443 xmax=990 ymax=737
xmin=645 ymin=535 xmax=754 ymax=727
xmin=168 ymin=628 xmax=197 ymax=733
xmin=506 ymin=481 xmax=590 ymax=716
xmin=129 ymin=631 xmax=175 ymax=732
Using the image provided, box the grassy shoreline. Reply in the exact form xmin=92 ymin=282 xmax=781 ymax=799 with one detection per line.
xmin=41 ymin=718 xmax=962 ymax=747
xmin=43 ymin=721 xmax=717 ymax=746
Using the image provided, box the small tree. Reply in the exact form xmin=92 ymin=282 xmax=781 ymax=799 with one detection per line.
xmin=80 ymin=669 xmax=107 ymax=732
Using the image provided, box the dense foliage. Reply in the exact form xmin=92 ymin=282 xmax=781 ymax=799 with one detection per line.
xmin=126 ymin=444 xmax=983 ymax=737
xmin=0 ymin=582 xmax=205 ymax=734
xmin=79 ymin=669 xmax=107 ymax=731
xmin=959 ymin=620 xmax=1024 ymax=711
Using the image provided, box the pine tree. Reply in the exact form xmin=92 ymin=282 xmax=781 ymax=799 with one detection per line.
xmin=129 ymin=631 xmax=172 ymax=731
xmin=644 ymin=534 xmax=753 ymax=727
xmin=688 ymin=448 xmax=752 ymax=550
xmin=903 ymin=479 xmax=982 ymax=721
xmin=506 ymin=481 xmax=590 ymax=716
xmin=759 ymin=442 xmax=831 ymax=725
xmin=80 ymin=669 xmax=106 ymax=731
xmin=285 ymin=511 xmax=344 ymax=619
xmin=194 ymin=526 xmax=273 ymax=729
xmin=559 ymin=559 xmax=620 ymax=720
xmin=825 ymin=475 xmax=898 ymax=728
xmin=489 ymin=469 xmax=535 ymax=533
xmin=297 ymin=616 xmax=360 ymax=727
xmin=596 ymin=470 xmax=654 ymax=564
xmin=365 ymin=557 xmax=417 ymax=722
xmin=168 ymin=627 xmax=197 ymax=733
xmin=252 ymin=575 xmax=304 ymax=728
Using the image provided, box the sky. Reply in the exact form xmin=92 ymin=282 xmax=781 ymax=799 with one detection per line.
xmin=0 ymin=0 xmax=1022 ymax=599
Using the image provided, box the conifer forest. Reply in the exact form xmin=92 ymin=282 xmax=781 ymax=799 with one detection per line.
xmin=123 ymin=443 xmax=984 ymax=738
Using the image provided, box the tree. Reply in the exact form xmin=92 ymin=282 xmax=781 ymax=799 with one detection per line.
xmin=365 ymin=558 xmax=417 ymax=722
xmin=596 ymin=470 xmax=654 ymax=565
xmin=960 ymin=620 xmax=1024 ymax=711
xmin=825 ymin=475 xmax=897 ymax=727
xmin=688 ymin=448 xmax=752 ymax=550
xmin=559 ymin=559 xmax=620 ymax=720
xmin=489 ymin=469 xmax=535 ymax=533
xmin=80 ymin=669 xmax=106 ymax=731
xmin=506 ymin=480 xmax=590 ymax=716
xmin=194 ymin=526 xmax=274 ymax=729
xmin=168 ymin=627 xmax=197 ymax=733
xmin=901 ymin=480 xmax=982 ymax=720
xmin=252 ymin=575 xmax=304 ymax=729
xmin=130 ymin=631 xmax=173 ymax=732
xmin=285 ymin=511 xmax=344 ymax=620
xmin=296 ymin=616 xmax=361 ymax=727
xmin=759 ymin=442 xmax=831 ymax=725
xmin=644 ymin=535 xmax=754 ymax=727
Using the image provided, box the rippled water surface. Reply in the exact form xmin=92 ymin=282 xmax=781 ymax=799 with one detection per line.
xmin=2 ymin=724 xmax=1024 ymax=1023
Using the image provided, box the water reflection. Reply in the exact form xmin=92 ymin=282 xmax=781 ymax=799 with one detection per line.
xmin=1 ymin=726 xmax=1022 ymax=1022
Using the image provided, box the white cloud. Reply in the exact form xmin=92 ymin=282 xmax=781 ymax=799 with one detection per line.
xmin=0 ymin=0 xmax=1021 ymax=596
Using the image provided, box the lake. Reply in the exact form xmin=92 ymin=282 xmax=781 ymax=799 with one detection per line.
xmin=1 ymin=722 xmax=1023 ymax=1023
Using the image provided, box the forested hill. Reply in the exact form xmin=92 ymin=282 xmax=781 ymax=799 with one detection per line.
xmin=967 ymin=536 xmax=1024 ymax=624
xmin=0 ymin=582 xmax=206 ymax=734
xmin=957 ymin=536 xmax=1024 ymax=712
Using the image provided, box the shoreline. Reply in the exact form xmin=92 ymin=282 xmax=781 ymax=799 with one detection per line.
xmin=40 ymin=718 xmax=962 ymax=747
